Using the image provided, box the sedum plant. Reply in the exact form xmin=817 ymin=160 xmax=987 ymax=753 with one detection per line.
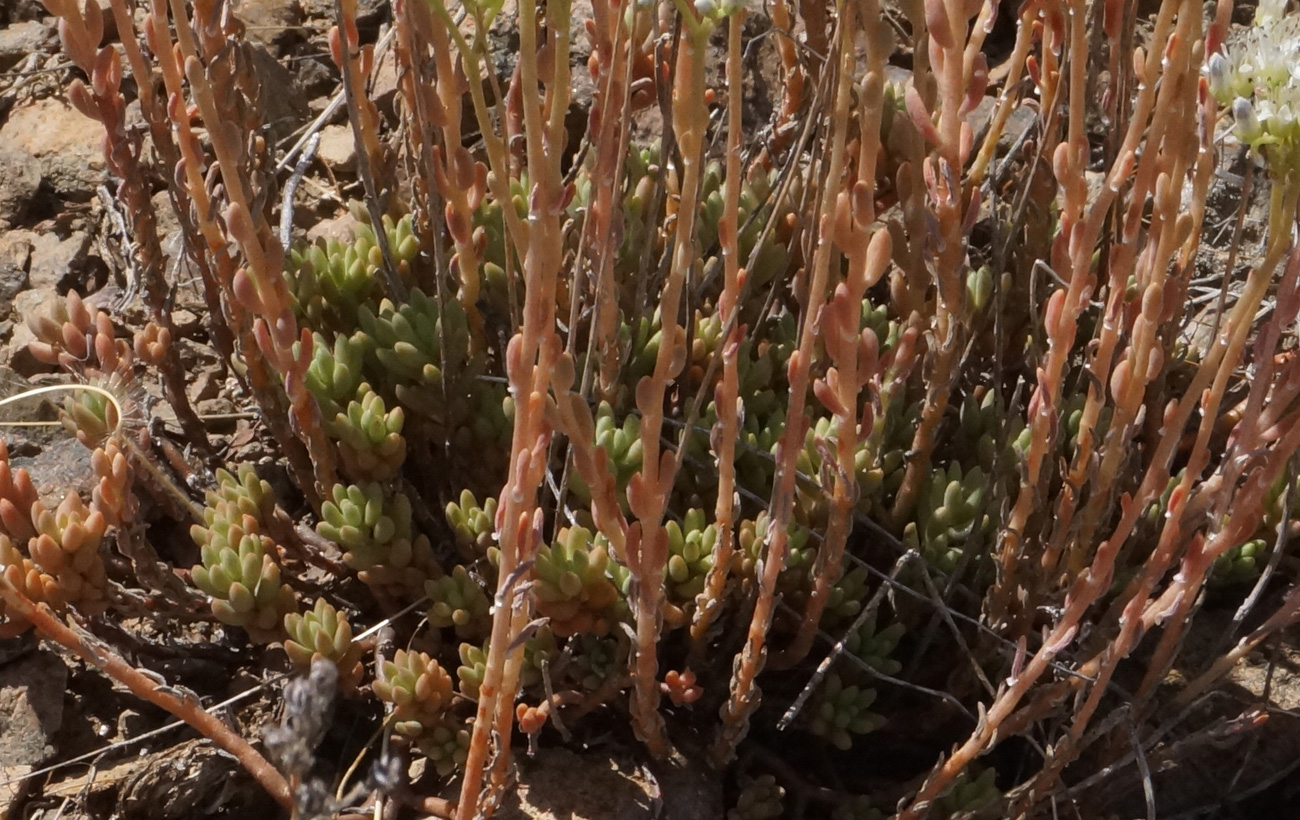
xmin=284 ymin=598 xmax=366 ymax=692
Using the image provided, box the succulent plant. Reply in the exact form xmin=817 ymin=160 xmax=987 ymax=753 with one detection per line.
xmin=326 ymin=382 xmax=406 ymax=482
xmin=417 ymin=717 xmax=472 ymax=777
xmin=1210 ymin=538 xmax=1266 ymax=586
xmin=373 ymin=649 xmax=456 ymax=738
xmin=843 ymin=614 xmax=905 ymax=677
xmin=697 ymin=159 xmax=794 ymax=293
xmin=534 ymin=526 xmax=622 ymax=637
xmin=904 ymin=462 xmax=991 ymax=575
xmin=735 ymin=513 xmax=815 ymax=595
xmin=456 ymin=627 xmax=557 ymax=700
xmin=810 ymin=672 xmax=886 ymax=751
xmin=358 ymin=287 xmax=469 ymax=409
xmin=664 ymin=508 xmax=717 ymax=605
xmin=456 ymin=640 xmax=487 ymax=701
xmin=568 ymin=401 xmax=643 ymax=510
xmin=819 ymin=565 xmax=872 ymax=629
xmin=426 ymin=564 xmax=491 ymax=640
xmin=189 ymin=466 xmax=294 ymax=640
xmin=305 ymin=331 xmax=371 ymax=420
xmin=191 ymin=518 xmax=295 ymax=641
xmin=931 ymin=766 xmax=1001 ymax=820
xmin=0 ymin=534 xmax=58 ymax=637
xmin=283 ymin=598 xmax=365 ymax=691
xmin=445 ymin=489 xmax=498 ymax=561
xmin=287 ymin=211 xmax=419 ymax=333
xmin=728 ymin=774 xmax=785 ymax=820
xmin=316 ymin=482 xmax=436 ymax=596
xmin=28 ymin=492 xmax=109 ymax=613
xmin=570 ymin=633 xmax=619 ymax=691
xmin=0 ymin=443 xmax=38 ymax=542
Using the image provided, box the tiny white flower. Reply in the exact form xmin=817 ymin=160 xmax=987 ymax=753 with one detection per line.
xmin=1207 ymin=53 xmax=1232 ymax=102
xmin=1234 ymin=96 xmax=1264 ymax=143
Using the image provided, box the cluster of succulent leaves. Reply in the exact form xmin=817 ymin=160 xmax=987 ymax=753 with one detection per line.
xmin=284 ymin=598 xmax=365 ymax=690
xmin=904 ymin=461 xmax=993 ymax=575
xmin=317 ymin=482 xmax=436 ymax=596
xmin=190 ymin=466 xmax=297 ymax=641
xmin=807 ymin=614 xmax=902 ymax=751
xmin=728 ymin=774 xmax=786 ymax=820
xmin=286 ymin=210 xmax=420 ymax=333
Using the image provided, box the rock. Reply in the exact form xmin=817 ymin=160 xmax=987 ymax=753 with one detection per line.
xmin=235 ymin=0 xmax=304 ymax=49
xmin=0 ymin=650 xmax=67 ymax=767
xmin=370 ymin=46 xmax=400 ymax=119
xmin=0 ymin=287 xmax=58 ymax=375
xmin=10 ymin=436 xmax=97 ymax=507
xmin=0 ymin=98 xmax=104 ymax=201
xmin=496 ymin=747 xmax=654 ymax=820
xmin=0 ymin=148 xmax=42 ymax=228
xmin=247 ymin=45 xmax=311 ymax=141
xmin=316 ymin=124 xmax=356 ymax=172
xmin=0 ymin=20 xmax=53 ymax=71
xmin=0 ymin=233 xmax=32 ymax=320
xmin=354 ymin=0 xmax=389 ymax=30
xmin=28 ymin=230 xmax=92 ymax=291
xmin=305 ymin=210 xmax=361 ymax=244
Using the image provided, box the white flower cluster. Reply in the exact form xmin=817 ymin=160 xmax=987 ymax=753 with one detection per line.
xmin=1208 ymin=0 xmax=1300 ymax=171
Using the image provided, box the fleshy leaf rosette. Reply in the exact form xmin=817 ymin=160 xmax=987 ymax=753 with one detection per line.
xmin=317 ymin=482 xmax=435 ymax=596
xmin=373 ymin=649 xmax=455 ymax=738
xmin=284 ymin=598 xmax=365 ymax=691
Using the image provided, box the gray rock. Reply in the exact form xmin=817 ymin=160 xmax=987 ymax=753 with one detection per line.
xmin=0 ymin=232 xmax=32 ymax=320
xmin=0 ymin=650 xmax=67 ymax=767
xmin=0 ymin=98 xmax=104 ymax=201
xmin=0 ymin=20 xmax=53 ymax=71
xmin=248 ymin=45 xmax=311 ymax=140
xmin=497 ymin=747 xmax=654 ymax=820
xmin=235 ymin=0 xmax=303 ymax=48
xmin=28 ymin=230 xmax=91 ymax=291
xmin=0 ymin=148 xmax=42 ymax=228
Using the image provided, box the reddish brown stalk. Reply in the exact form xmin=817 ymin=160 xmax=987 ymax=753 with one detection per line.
xmin=622 ymin=2 xmax=714 ymax=757
xmin=1047 ymin=11 xmax=1203 ymax=583
xmin=713 ymin=2 xmax=856 ymax=765
xmin=456 ymin=0 xmax=572 ymax=813
xmin=689 ymin=7 xmax=747 ymax=654
xmin=887 ymin=0 xmax=987 ymax=524
xmin=987 ymin=0 xmax=1180 ymax=629
xmin=773 ymin=0 xmax=894 ymax=668
xmin=181 ymin=43 xmax=337 ymax=507
xmin=580 ymin=0 xmax=641 ymax=400
xmin=0 ymin=586 xmax=291 ymax=809
xmin=332 ymin=0 xmax=405 ymax=300
xmin=412 ymin=0 xmax=487 ymax=323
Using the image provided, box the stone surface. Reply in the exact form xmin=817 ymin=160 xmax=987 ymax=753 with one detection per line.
xmin=248 ymin=45 xmax=311 ymax=141
xmin=0 ymin=147 xmax=42 ymax=227
xmin=0 ymin=232 xmax=32 ymax=320
xmin=316 ymin=124 xmax=357 ymax=172
xmin=0 ymin=19 xmax=53 ymax=72
xmin=304 ymin=210 xmax=362 ymax=244
xmin=0 ymin=287 xmax=57 ymax=375
xmin=0 ymin=651 xmax=67 ymax=767
xmin=235 ymin=0 xmax=303 ymax=48
xmin=0 ymin=98 xmax=104 ymax=201
xmin=28 ymin=230 xmax=91 ymax=291
xmin=496 ymin=747 xmax=654 ymax=820
xmin=11 ymin=436 xmax=97 ymax=507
